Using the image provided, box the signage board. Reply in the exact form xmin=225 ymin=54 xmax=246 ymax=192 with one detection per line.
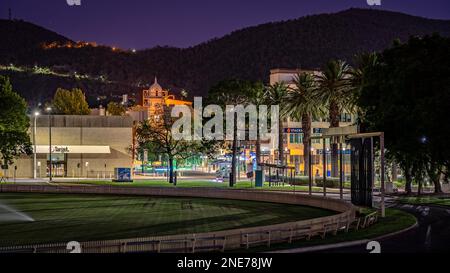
xmin=284 ymin=128 xmax=303 ymax=134
xmin=35 ymin=145 xmax=111 ymax=154
xmin=114 ymin=168 xmax=133 ymax=182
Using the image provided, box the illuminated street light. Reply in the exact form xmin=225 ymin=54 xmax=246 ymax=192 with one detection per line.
xmin=46 ymin=107 xmax=53 ymax=182
xmin=33 ymin=111 xmax=40 ymax=179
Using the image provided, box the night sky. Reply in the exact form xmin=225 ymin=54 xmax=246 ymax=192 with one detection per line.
xmin=2 ymin=0 xmax=450 ymax=49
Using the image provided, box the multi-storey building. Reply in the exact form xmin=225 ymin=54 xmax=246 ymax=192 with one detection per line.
xmin=262 ymin=68 xmax=354 ymax=176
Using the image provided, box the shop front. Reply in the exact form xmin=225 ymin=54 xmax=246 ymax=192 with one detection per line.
xmin=34 ymin=145 xmax=111 ymax=178
xmin=10 ymin=115 xmax=133 ymax=179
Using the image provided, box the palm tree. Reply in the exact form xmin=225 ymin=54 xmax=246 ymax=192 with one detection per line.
xmin=285 ymin=72 xmax=323 ymax=176
xmin=315 ymin=59 xmax=352 ymax=177
xmin=349 ymin=52 xmax=379 ymax=120
xmin=265 ymin=82 xmax=289 ymax=165
xmin=248 ymin=82 xmax=266 ymax=167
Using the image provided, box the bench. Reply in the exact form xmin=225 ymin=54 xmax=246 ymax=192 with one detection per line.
xmin=346 ymin=217 xmax=361 ymax=232
xmin=360 ymin=212 xmax=378 ymax=229
xmin=346 ymin=211 xmax=378 ymax=232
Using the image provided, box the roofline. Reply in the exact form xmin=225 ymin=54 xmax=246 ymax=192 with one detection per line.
xmin=270 ymin=68 xmax=321 ymax=74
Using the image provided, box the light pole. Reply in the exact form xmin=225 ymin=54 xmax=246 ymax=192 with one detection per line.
xmin=33 ymin=111 xmax=40 ymax=179
xmin=46 ymin=107 xmax=52 ymax=182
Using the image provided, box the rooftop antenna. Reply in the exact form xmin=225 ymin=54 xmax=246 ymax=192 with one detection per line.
xmin=8 ymin=8 xmax=12 ymax=20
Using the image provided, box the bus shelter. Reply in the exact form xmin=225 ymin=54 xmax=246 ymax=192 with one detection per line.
xmin=309 ymin=126 xmax=386 ymax=217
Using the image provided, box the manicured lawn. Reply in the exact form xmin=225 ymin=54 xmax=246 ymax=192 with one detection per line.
xmin=398 ymin=196 xmax=450 ymax=207
xmin=0 ymin=193 xmax=335 ymax=247
xmin=233 ymin=208 xmax=416 ymax=252
xmin=48 ymin=180 xmax=336 ymax=192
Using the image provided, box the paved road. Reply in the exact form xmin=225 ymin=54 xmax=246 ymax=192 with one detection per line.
xmin=316 ymin=203 xmax=450 ymax=253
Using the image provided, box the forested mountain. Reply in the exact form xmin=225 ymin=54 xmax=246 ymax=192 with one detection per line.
xmin=1 ymin=8 xmax=450 ymax=105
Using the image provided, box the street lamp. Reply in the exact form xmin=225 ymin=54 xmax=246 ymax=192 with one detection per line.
xmin=46 ymin=107 xmax=52 ymax=182
xmin=33 ymin=111 xmax=40 ymax=179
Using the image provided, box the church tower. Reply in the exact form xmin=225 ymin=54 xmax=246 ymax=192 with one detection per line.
xmin=142 ymin=77 xmax=169 ymax=120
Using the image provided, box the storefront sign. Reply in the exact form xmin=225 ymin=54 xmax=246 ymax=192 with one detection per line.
xmin=284 ymin=128 xmax=303 ymax=133
xmin=35 ymin=145 xmax=111 ymax=154
xmin=53 ymin=146 xmax=70 ymax=153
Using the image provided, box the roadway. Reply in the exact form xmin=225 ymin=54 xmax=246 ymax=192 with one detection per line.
xmin=314 ymin=202 xmax=450 ymax=253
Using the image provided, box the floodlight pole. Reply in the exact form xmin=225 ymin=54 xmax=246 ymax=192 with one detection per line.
xmin=322 ymin=141 xmax=326 ymax=197
xmin=339 ymin=142 xmax=343 ymax=200
xmin=46 ymin=108 xmax=53 ymax=182
xmin=380 ymin=133 xmax=386 ymax=218
xmin=33 ymin=113 xmax=39 ymax=179
xmin=49 ymin=114 xmax=52 ymax=182
xmin=308 ymin=139 xmax=312 ymax=195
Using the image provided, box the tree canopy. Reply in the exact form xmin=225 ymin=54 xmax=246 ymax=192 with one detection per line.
xmin=135 ymin=107 xmax=202 ymax=184
xmin=0 ymin=76 xmax=32 ymax=166
xmin=358 ymin=34 xmax=450 ymax=193
xmin=107 ymin=101 xmax=126 ymax=116
xmin=52 ymin=88 xmax=90 ymax=115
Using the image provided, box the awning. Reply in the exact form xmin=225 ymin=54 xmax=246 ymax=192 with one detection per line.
xmin=34 ymin=145 xmax=111 ymax=154
xmin=290 ymin=149 xmax=303 ymax=156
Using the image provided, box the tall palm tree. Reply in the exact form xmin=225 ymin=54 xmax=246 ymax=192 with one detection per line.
xmin=248 ymin=81 xmax=266 ymax=167
xmin=265 ymin=82 xmax=289 ymax=165
xmin=285 ymin=72 xmax=323 ymax=176
xmin=349 ymin=52 xmax=379 ymax=120
xmin=315 ymin=59 xmax=352 ymax=177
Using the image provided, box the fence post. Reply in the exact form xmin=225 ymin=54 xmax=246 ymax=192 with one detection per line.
xmin=192 ymin=237 xmax=196 ymax=253
xmin=222 ymin=237 xmax=226 ymax=252
xmin=289 ymin=227 xmax=293 ymax=243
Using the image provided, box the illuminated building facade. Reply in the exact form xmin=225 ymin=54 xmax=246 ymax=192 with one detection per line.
xmin=141 ymin=77 xmax=192 ymax=122
xmin=9 ymin=115 xmax=133 ymax=178
xmin=263 ymin=69 xmax=354 ymax=176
